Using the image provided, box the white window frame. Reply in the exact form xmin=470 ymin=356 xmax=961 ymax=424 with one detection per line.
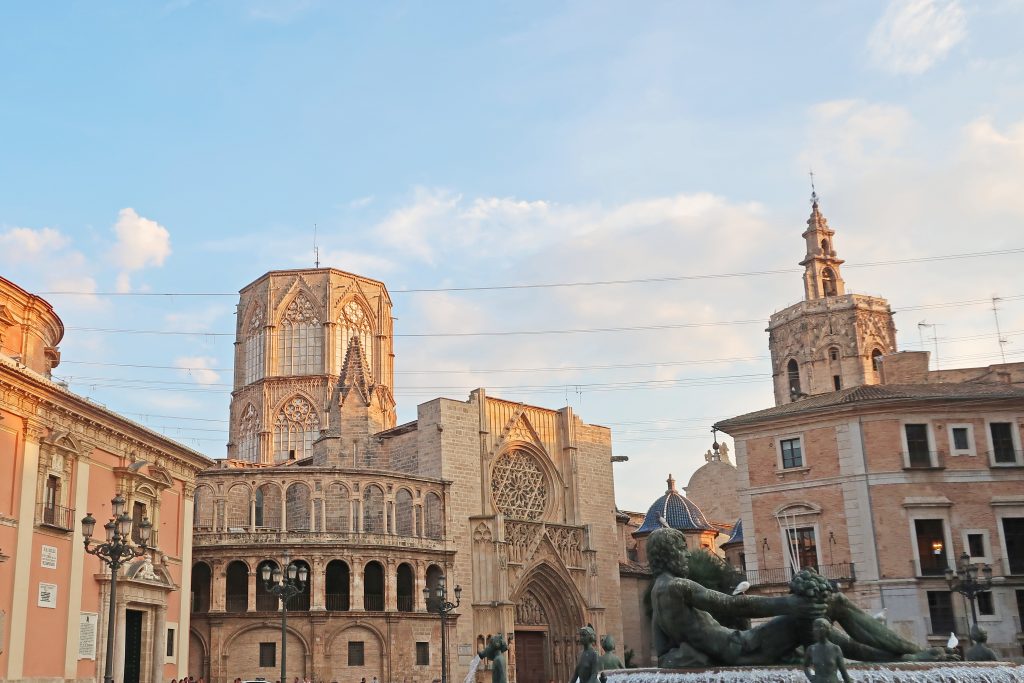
xmin=960 ymin=528 xmax=992 ymax=564
xmin=775 ymin=434 xmax=807 ymax=471
xmin=905 ymin=506 xmax=953 ymax=577
xmin=901 ymin=421 xmax=937 ymax=468
xmin=993 ymin=502 xmax=1024 ymax=576
xmin=984 ymin=417 xmax=1023 ymax=467
xmin=946 ymin=423 xmax=976 ymax=457
xmin=165 ymin=622 xmax=178 ymax=662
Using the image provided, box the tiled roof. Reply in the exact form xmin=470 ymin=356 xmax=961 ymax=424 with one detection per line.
xmin=715 ymin=382 xmax=1024 ymax=431
xmin=721 ymin=518 xmax=743 ymax=546
xmin=635 ymin=474 xmax=717 ymax=535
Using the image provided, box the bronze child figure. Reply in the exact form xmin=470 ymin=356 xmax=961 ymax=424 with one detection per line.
xmin=598 ymin=634 xmax=624 ymax=671
xmin=803 ymin=619 xmax=852 ymax=683
xmin=569 ymin=625 xmax=599 ymax=683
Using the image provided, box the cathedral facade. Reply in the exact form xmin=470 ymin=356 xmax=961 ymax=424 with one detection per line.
xmin=189 ymin=269 xmax=623 ymax=683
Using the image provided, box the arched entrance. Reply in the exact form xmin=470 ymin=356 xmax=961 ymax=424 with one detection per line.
xmin=512 ymin=563 xmax=586 ymax=683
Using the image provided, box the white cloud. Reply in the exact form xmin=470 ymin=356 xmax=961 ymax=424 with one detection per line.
xmin=175 ymin=356 xmax=221 ymax=386
xmin=314 ymin=249 xmax=396 ymax=275
xmin=373 ymin=188 xmax=461 ymax=264
xmin=348 ymin=195 xmax=375 ymax=209
xmin=868 ymin=0 xmax=966 ymax=75
xmin=0 ymin=227 xmax=69 ymax=257
xmin=109 ymin=208 xmax=171 ymax=288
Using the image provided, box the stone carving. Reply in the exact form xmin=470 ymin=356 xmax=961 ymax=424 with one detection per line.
xmin=515 ymin=591 xmax=547 ymax=626
xmin=479 ymin=633 xmax=510 ymax=683
xmin=473 ymin=522 xmax=493 ymax=543
xmin=247 ymin=305 xmax=264 ymax=334
xmin=598 ymin=634 xmax=625 ymax=672
xmin=282 ymin=292 xmax=320 ymax=325
xmin=570 ymin=625 xmax=598 ymax=683
xmin=803 ymin=618 xmax=852 ymax=683
xmin=647 ymin=528 xmax=953 ymax=667
xmin=137 ymin=555 xmax=159 ymax=581
xmin=491 ymin=450 xmax=548 ymax=521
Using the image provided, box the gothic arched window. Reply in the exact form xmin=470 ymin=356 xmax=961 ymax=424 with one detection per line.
xmin=821 ymin=268 xmax=837 ymax=297
xmin=363 ymin=484 xmax=385 ymax=533
xmin=490 ymin=449 xmax=549 ymax=521
xmin=277 ymin=292 xmax=323 ymax=376
xmin=335 ymin=299 xmax=374 ymax=375
xmin=243 ymin=305 xmax=265 ymax=384
xmin=237 ymin=403 xmax=260 ymax=462
xmin=871 ymin=348 xmax=884 ymax=373
xmin=273 ymin=396 xmax=320 ymax=462
xmin=787 ymin=359 xmax=801 ymax=397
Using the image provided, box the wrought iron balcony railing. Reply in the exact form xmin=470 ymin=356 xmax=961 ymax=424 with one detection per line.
xmin=363 ymin=594 xmax=384 ymax=611
xmin=38 ymin=503 xmax=76 ymax=531
xmin=742 ymin=562 xmax=856 ymax=587
xmin=225 ymin=595 xmax=248 ymax=613
xmin=325 ymin=593 xmax=350 ymax=611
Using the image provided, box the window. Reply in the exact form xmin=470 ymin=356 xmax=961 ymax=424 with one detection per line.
xmin=948 ymin=424 xmax=975 ymax=456
xmin=926 ymin=591 xmax=955 ymax=634
xmin=416 ymin=642 xmax=430 ymax=666
xmin=822 ymin=268 xmax=837 ymax=297
xmin=779 ymin=438 xmax=803 ymax=469
xmin=832 ymin=375 xmax=841 ymax=390
xmin=166 ymin=628 xmax=175 ymax=657
xmin=259 ymin=642 xmax=276 ymax=667
xmin=989 ymin=422 xmax=1020 ymax=464
xmin=828 ymin=348 xmax=838 ymax=361
xmin=1017 ymin=590 xmax=1024 ymax=623
xmin=1002 ymin=517 xmax=1024 ymax=574
xmin=968 ymin=533 xmax=986 ymax=558
xmin=273 ymin=396 xmax=320 ymax=462
xmin=276 ymin=292 xmax=323 ymax=376
xmin=871 ymin=349 xmax=883 ymax=373
xmin=237 ymin=404 xmax=260 ymax=463
xmin=977 ymin=591 xmax=995 ymax=617
xmin=348 ymin=641 xmax=365 ymax=666
xmin=904 ymin=424 xmax=933 ymax=468
xmin=787 ymin=527 xmax=818 ymax=571
xmin=787 ymin=359 xmax=801 ymax=397
xmin=915 ymin=519 xmax=948 ymax=576
xmin=43 ymin=475 xmax=60 ymax=525
xmin=131 ymin=501 xmax=147 ymax=545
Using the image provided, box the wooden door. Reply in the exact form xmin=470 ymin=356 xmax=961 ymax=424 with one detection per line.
xmin=514 ymin=631 xmax=547 ymax=683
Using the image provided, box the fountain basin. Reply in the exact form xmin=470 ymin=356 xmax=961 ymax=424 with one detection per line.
xmin=602 ymin=662 xmax=1024 ymax=683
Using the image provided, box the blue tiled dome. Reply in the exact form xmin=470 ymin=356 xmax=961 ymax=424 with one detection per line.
xmin=721 ymin=518 xmax=743 ymax=546
xmin=635 ymin=474 xmax=716 ymax=535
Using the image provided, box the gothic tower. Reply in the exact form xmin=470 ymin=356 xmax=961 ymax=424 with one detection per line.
xmin=767 ymin=195 xmax=898 ymax=405
xmin=226 ymin=268 xmax=396 ymax=464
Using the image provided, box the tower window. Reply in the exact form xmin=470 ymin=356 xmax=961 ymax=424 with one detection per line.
xmin=787 ymin=359 xmax=801 ymax=397
xmin=821 ymin=238 xmax=829 ymax=254
xmin=828 ymin=348 xmax=838 ymax=361
xmin=833 ymin=375 xmax=841 ymax=390
xmin=871 ymin=348 xmax=883 ymax=373
xmin=821 ymin=268 xmax=837 ymax=297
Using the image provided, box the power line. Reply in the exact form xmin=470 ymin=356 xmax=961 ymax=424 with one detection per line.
xmin=32 ymin=245 xmax=1024 ymax=297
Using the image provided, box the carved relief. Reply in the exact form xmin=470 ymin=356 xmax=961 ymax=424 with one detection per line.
xmin=490 ymin=449 xmax=548 ymax=521
xmin=515 ymin=590 xmax=548 ymax=626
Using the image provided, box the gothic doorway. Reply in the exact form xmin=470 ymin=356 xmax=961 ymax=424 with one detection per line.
xmin=513 ymin=563 xmax=586 ymax=683
xmin=124 ymin=609 xmax=144 ymax=683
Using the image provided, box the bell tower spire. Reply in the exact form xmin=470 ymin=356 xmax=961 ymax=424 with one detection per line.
xmin=800 ymin=176 xmax=845 ymax=300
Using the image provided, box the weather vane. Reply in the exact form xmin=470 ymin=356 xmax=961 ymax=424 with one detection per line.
xmin=809 ymin=169 xmax=819 ymax=206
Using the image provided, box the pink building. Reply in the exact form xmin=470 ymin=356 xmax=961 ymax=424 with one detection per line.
xmin=0 ymin=276 xmax=212 ymax=683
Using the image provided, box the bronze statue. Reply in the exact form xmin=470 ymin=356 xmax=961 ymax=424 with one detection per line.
xmin=478 ymin=634 xmax=510 ymax=683
xmin=570 ymin=625 xmax=599 ymax=683
xmin=647 ymin=527 xmax=951 ymax=666
xmin=965 ymin=625 xmax=999 ymax=662
xmin=598 ymin=634 xmax=624 ymax=671
xmin=803 ymin=619 xmax=852 ymax=683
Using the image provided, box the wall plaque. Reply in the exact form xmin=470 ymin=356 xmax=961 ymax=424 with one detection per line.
xmin=79 ymin=612 xmax=98 ymax=659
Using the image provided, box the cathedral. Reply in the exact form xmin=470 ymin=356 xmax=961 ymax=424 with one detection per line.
xmin=188 ymin=269 xmax=623 ymax=683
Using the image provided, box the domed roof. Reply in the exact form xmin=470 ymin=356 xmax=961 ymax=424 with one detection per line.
xmin=721 ymin=518 xmax=743 ymax=547
xmin=635 ymin=474 xmax=716 ymax=535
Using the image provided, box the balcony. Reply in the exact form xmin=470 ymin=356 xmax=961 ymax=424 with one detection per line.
xmin=742 ymin=562 xmax=856 ymax=588
xmin=225 ymin=595 xmax=248 ymax=613
xmin=363 ymin=594 xmax=384 ymax=611
xmin=925 ymin=615 xmax=968 ymax=637
xmin=38 ymin=503 xmax=76 ymax=531
xmin=397 ymin=595 xmax=414 ymax=612
xmin=192 ymin=528 xmax=447 ymax=552
xmin=256 ymin=594 xmax=279 ymax=612
xmin=326 ymin=593 xmax=350 ymax=611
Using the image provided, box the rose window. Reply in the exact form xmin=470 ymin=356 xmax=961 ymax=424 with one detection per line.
xmin=491 ymin=449 xmax=549 ymax=521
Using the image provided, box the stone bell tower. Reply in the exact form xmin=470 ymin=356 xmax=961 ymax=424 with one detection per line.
xmin=767 ymin=192 xmax=898 ymax=406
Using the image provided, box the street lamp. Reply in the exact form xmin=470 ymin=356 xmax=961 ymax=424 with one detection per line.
xmin=261 ymin=558 xmax=307 ymax=683
xmin=945 ymin=551 xmax=993 ymax=643
xmin=423 ymin=575 xmax=462 ymax=683
xmin=81 ymin=494 xmax=152 ymax=683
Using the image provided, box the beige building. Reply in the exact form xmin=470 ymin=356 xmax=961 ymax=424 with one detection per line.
xmin=716 ymin=198 xmax=1024 ymax=658
xmin=189 ymin=269 xmax=623 ymax=683
xmin=0 ymin=276 xmax=212 ymax=683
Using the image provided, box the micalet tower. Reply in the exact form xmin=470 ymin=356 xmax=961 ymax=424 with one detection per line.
xmin=767 ymin=192 xmax=898 ymax=405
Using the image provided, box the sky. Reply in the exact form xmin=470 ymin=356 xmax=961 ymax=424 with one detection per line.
xmin=2 ymin=0 xmax=1024 ymax=513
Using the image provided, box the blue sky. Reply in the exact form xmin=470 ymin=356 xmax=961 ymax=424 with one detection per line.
xmin=2 ymin=1 xmax=1023 ymax=512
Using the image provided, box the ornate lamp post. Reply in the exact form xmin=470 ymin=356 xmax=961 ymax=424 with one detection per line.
xmin=424 ymin=575 xmax=462 ymax=683
xmin=261 ymin=558 xmax=307 ymax=683
xmin=945 ymin=551 xmax=993 ymax=642
xmin=81 ymin=493 xmax=152 ymax=683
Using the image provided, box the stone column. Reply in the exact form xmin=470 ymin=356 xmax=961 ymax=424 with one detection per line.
xmin=415 ymin=505 xmax=423 ymax=537
xmin=311 ymin=558 xmax=326 ymax=611
xmin=64 ymin=452 xmax=92 ymax=679
xmin=351 ymin=557 xmax=364 ymax=611
xmin=6 ymin=420 xmax=44 ymax=681
xmin=211 ymin=561 xmax=226 ymax=612
xmin=248 ymin=570 xmax=257 ymax=612
xmin=250 ymin=496 xmax=257 ymax=532
xmin=354 ymin=499 xmax=363 ymax=533
xmin=113 ymin=598 xmax=127 ymax=683
xmin=152 ymin=605 xmax=168 ymax=683
xmin=388 ymin=501 xmax=396 ymax=535
xmin=414 ymin=560 xmax=426 ymax=611
xmin=281 ymin=494 xmax=288 ymax=532
xmin=385 ymin=560 xmax=397 ymax=611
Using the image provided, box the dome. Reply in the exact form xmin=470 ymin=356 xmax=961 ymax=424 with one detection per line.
xmin=635 ymin=474 xmax=716 ymax=535
xmin=721 ymin=518 xmax=743 ymax=547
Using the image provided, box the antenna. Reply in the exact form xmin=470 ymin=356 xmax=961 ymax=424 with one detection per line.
xmin=313 ymin=223 xmax=320 ymax=268
xmin=917 ymin=321 xmax=941 ymax=373
xmin=992 ymin=295 xmax=1008 ymax=364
